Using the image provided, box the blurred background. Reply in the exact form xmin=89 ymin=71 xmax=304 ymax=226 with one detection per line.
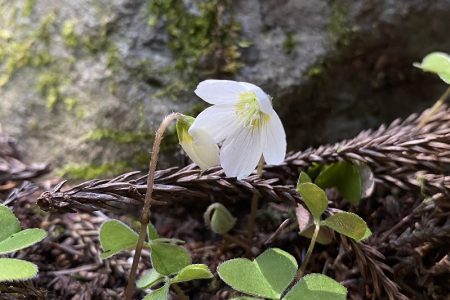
xmin=1 ymin=0 xmax=449 ymax=179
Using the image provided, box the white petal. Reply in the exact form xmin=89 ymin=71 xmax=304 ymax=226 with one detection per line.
xmin=220 ymin=127 xmax=262 ymax=179
xmin=239 ymin=82 xmax=273 ymax=114
xmin=195 ymin=80 xmax=246 ymax=105
xmin=261 ymin=111 xmax=286 ymax=165
xmin=189 ymin=105 xmax=240 ymax=143
xmin=180 ymin=129 xmax=219 ymax=170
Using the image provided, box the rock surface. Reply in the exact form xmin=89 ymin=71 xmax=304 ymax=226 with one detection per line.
xmin=0 ymin=0 xmax=449 ymax=178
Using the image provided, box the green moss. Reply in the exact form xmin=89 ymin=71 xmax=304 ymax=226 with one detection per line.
xmin=82 ymin=129 xmax=154 ymax=144
xmin=148 ymin=0 xmax=243 ymax=84
xmin=59 ymin=162 xmax=132 ymax=180
xmin=61 ymin=20 xmax=78 ymax=48
xmin=283 ymin=32 xmax=297 ymax=55
xmin=328 ymin=2 xmax=356 ymax=47
xmin=22 ymin=0 xmax=36 ymax=17
xmin=307 ymin=65 xmax=323 ymax=78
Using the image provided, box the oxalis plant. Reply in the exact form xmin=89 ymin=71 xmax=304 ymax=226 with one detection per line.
xmin=97 ymin=79 xmax=373 ymax=299
xmin=0 ymin=204 xmax=47 ymax=282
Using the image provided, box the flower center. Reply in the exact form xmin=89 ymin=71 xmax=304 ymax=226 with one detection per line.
xmin=235 ymin=91 xmax=270 ymax=128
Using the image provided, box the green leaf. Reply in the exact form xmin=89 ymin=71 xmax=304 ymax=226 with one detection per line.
xmin=297 ymin=183 xmax=328 ymax=220
xmin=171 ymin=264 xmax=213 ymax=283
xmin=204 ymin=203 xmax=237 ymax=234
xmin=136 ymin=269 xmax=164 ymax=289
xmin=147 ymin=223 xmax=159 ymax=241
xmin=230 ymin=297 xmax=262 ymax=300
xmin=297 ymin=172 xmax=312 ymax=186
xmin=0 ymin=258 xmax=38 ymax=282
xmin=0 ymin=228 xmax=47 ymax=254
xmin=315 ymin=162 xmax=362 ymax=204
xmin=143 ymin=283 xmax=170 ymax=300
xmin=413 ymin=52 xmax=450 ymax=84
xmin=322 ymin=212 xmax=369 ymax=241
xmin=0 ymin=205 xmax=21 ymax=242
xmin=150 ymin=241 xmax=191 ymax=275
xmin=361 ymin=227 xmax=373 ymax=241
xmin=283 ymin=273 xmax=347 ymax=300
xmin=99 ymin=220 xmax=138 ymax=259
xmin=217 ymin=248 xmax=297 ymax=299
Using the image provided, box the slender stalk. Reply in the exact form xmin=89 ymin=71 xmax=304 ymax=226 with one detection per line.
xmin=124 ymin=113 xmax=180 ymax=300
xmin=418 ymin=86 xmax=450 ymax=128
xmin=296 ymin=221 xmax=320 ymax=280
xmin=172 ymin=283 xmax=189 ymax=300
xmin=246 ymin=156 xmax=265 ymax=256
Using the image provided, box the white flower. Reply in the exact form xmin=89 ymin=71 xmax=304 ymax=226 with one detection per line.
xmin=190 ymin=79 xmax=286 ymax=179
xmin=176 ymin=115 xmax=220 ymax=170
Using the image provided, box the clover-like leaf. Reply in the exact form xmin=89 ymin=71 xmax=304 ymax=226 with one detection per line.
xmin=322 ymin=212 xmax=369 ymax=241
xmin=0 ymin=204 xmax=21 ymax=242
xmin=315 ymin=162 xmax=362 ymax=204
xmin=0 ymin=228 xmax=47 ymax=254
xmin=137 ymin=268 xmax=164 ymax=289
xmin=297 ymin=183 xmax=328 ymax=220
xmin=413 ymin=52 xmax=450 ymax=84
xmin=230 ymin=297 xmax=261 ymax=300
xmin=297 ymin=171 xmax=312 ymax=186
xmin=217 ymin=248 xmax=297 ymax=299
xmin=204 ymin=203 xmax=237 ymax=234
xmin=147 ymin=223 xmax=159 ymax=241
xmin=0 ymin=258 xmax=38 ymax=282
xmin=143 ymin=283 xmax=170 ymax=300
xmin=99 ymin=220 xmax=138 ymax=259
xmin=150 ymin=241 xmax=191 ymax=275
xmin=171 ymin=264 xmax=214 ymax=283
xmin=283 ymin=273 xmax=347 ymax=300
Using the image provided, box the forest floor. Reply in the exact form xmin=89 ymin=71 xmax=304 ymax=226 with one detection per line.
xmin=0 ymin=109 xmax=449 ymax=300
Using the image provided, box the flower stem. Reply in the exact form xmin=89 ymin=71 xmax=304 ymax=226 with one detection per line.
xmin=419 ymin=86 xmax=450 ymax=128
xmin=246 ymin=156 xmax=264 ymax=256
xmin=296 ymin=221 xmax=320 ymax=280
xmin=124 ymin=113 xmax=180 ymax=300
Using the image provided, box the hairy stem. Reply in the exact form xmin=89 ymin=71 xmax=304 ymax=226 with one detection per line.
xmin=246 ymin=156 xmax=265 ymax=256
xmin=296 ymin=221 xmax=320 ymax=279
xmin=124 ymin=113 xmax=180 ymax=300
xmin=419 ymin=86 xmax=450 ymax=128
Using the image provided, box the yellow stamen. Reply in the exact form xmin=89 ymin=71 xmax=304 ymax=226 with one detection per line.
xmin=235 ymin=91 xmax=270 ymax=128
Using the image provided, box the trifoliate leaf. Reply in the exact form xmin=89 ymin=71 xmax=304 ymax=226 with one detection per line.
xmin=322 ymin=212 xmax=369 ymax=241
xmin=297 ymin=171 xmax=312 ymax=186
xmin=147 ymin=223 xmax=159 ymax=241
xmin=143 ymin=283 xmax=170 ymax=300
xmin=315 ymin=162 xmax=362 ymax=204
xmin=0 ymin=205 xmax=21 ymax=242
xmin=136 ymin=268 xmax=164 ymax=289
xmin=217 ymin=248 xmax=297 ymax=299
xmin=0 ymin=258 xmax=38 ymax=282
xmin=150 ymin=241 xmax=191 ymax=275
xmin=170 ymin=264 xmax=214 ymax=283
xmin=297 ymin=183 xmax=328 ymax=220
xmin=283 ymin=273 xmax=347 ymax=300
xmin=99 ymin=220 xmax=138 ymax=259
xmin=0 ymin=228 xmax=47 ymax=254
xmin=413 ymin=52 xmax=450 ymax=84
xmin=204 ymin=203 xmax=236 ymax=234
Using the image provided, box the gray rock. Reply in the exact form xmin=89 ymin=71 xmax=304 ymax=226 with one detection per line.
xmin=0 ymin=0 xmax=449 ymax=177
